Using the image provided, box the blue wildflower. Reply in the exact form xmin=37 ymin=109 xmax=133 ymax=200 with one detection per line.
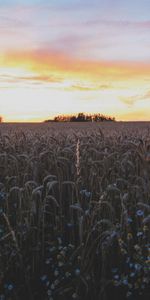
xmin=41 ymin=275 xmax=48 ymax=282
xmin=0 ymin=192 xmax=6 ymax=202
xmin=80 ymin=189 xmax=91 ymax=198
xmin=122 ymin=278 xmax=128 ymax=286
xmin=134 ymin=263 xmax=142 ymax=271
xmin=127 ymin=217 xmax=133 ymax=224
xmin=130 ymin=272 xmax=136 ymax=278
xmin=113 ymin=274 xmax=119 ymax=280
xmin=80 ymin=189 xmax=87 ymax=195
xmin=6 ymin=284 xmax=14 ymax=291
xmin=75 ymin=268 xmax=80 ymax=276
xmin=136 ymin=210 xmax=144 ymax=217
xmin=85 ymin=191 xmax=92 ymax=198
xmin=137 ymin=231 xmax=143 ymax=237
xmin=67 ymin=223 xmax=74 ymax=228
xmin=111 ymin=268 xmax=118 ymax=274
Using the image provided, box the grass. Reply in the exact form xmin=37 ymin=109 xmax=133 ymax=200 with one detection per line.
xmin=0 ymin=122 xmax=150 ymax=300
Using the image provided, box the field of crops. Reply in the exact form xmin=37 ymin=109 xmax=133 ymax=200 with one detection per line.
xmin=0 ymin=122 xmax=150 ymax=300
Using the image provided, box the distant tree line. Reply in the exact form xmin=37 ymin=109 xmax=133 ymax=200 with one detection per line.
xmin=0 ymin=116 xmax=3 ymax=123
xmin=45 ymin=113 xmax=116 ymax=123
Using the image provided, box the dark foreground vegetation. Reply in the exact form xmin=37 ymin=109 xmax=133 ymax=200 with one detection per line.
xmin=0 ymin=122 xmax=150 ymax=300
xmin=45 ymin=113 xmax=115 ymax=122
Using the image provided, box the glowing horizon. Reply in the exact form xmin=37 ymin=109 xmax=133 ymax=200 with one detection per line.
xmin=0 ymin=0 xmax=150 ymax=122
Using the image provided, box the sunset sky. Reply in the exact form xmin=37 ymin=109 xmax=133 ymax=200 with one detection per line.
xmin=0 ymin=0 xmax=150 ymax=122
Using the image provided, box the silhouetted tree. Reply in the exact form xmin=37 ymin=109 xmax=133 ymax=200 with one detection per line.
xmin=85 ymin=115 xmax=92 ymax=122
xmin=45 ymin=113 xmax=115 ymax=123
xmin=70 ymin=116 xmax=77 ymax=122
xmin=76 ymin=113 xmax=86 ymax=122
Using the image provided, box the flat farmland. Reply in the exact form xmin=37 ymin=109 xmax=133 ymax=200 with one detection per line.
xmin=0 ymin=122 xmax=150 ymax=300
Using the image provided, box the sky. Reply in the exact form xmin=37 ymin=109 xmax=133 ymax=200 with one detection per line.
xmin=0 ymin=0 xmax=150 ymax=122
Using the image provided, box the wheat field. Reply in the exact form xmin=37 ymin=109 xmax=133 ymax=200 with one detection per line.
xmin=0 ymin=122 xmax=150 ymax=300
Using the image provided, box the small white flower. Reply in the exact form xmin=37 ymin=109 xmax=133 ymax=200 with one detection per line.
xmin=58 ymin=261 xmax=64 ymax=267
xmin=51 ymin=284 xmax=55 ymax=290
xmin=54 ymin=269 xmax=59 ymax=277
xmin=47 ymin=289 xmax=52 ymax=296
xmin=72 ymin=293 xmax=78 ymax=299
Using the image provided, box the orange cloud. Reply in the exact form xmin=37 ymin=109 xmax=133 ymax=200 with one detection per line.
xmin=1 ymin=49 xmax=150 ymax=122
xmin=120 ymin=90 xmax=150 ymax=106
xmin=2 ymin=50 xmax=150 ymax=83
xmin=0 ymin=74 xmax=62 ymax=84
xmin=64 ymin=83 xmax=112 ymax=91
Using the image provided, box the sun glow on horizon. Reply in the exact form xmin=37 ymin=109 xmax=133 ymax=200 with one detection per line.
xmin=0 ymin=1 xmax=150 ymax=122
